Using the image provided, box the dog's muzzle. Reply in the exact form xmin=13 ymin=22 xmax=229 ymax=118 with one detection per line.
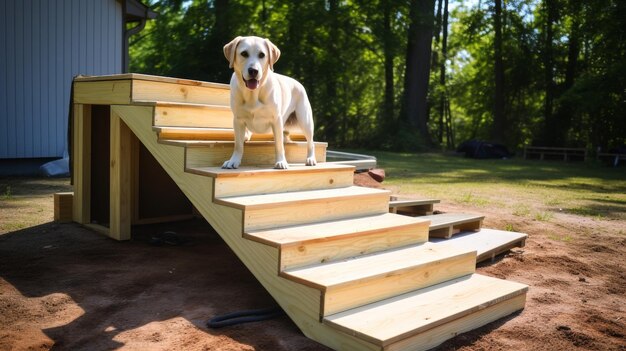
xmin=243 ymin=76 xmax=259 ymax=90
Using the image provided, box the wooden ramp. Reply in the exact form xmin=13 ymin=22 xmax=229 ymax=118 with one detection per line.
xmin=430 ymin=228 xmax=527 ymax=263
xmin=422 ymin=213 xmax=484 ymax=238
xmin=71 ymin=74 xmax=528 ymax=351
xmin=389 ymin=197 xmax=440 ymax=215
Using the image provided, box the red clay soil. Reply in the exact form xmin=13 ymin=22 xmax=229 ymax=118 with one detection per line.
xmin=1 ymin=174 xmax=625 ymax=351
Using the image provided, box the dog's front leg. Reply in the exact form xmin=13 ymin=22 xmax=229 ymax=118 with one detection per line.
xmin=222 ymin=119 xmax=246 ymax=169
xmin=272 ymin=123 xmax=289 ymax=169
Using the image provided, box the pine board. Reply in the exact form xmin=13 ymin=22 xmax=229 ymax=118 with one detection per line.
xmin=189 ymin=164 xmax=355 ymax=198
xmin=216 ymin=186 xmax=390 ymax=210
xmin=285 ymin=243 xmax=476 ymax=316
xmin=156 ymin=126 xmax=308 ymax=142
xmin=153 ymin=103 xmax=233 ymax=128
xmin=112 ymin=104 xmax=379 ymax=351
xmin=324 ymin=274 xmax=528 ymax=347
xmin=246 ymin=213 xmax=429 ymax=270
xmin=430 ymin=228 xmax=527 ymax=263
xmin=185 ymin=141 xmax=328 ymax=168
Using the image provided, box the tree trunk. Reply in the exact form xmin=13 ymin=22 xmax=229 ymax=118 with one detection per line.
xmin=491 ymin=0 xmax=506 ymax=143
xmin=401 ymin=0 xmax=436 ymax=143
xmin=540 ymin=0 xmax=559 ymax=145
xmin=438 ymin=0 xmax=448 ymax=144
xmin=382 ymin=0 xmax=395 ymax=125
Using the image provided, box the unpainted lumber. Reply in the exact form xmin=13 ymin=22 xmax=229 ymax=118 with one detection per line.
xmin=132 ymin=79 xmax=230 ymax=106
xmin=54 ymin=192 xmax=73 ymax=222
xmin=73 ymin=80 xmax=132 ymax=104
xmin=184 ymin=141 xmax=327 ymax=168
xmin=72 ymin=104 xmax=92 ymax=224
xmin=109 ymin=110 xmax=132 ymax=241
xmin=284 ymin=243 xmax=476 ymax=317
xmin=324 ymin=274 xmax=528 ymax=347
xmin=190 ymin=164 xmax=354 ymax=198
xmin=113 ymin=104 xmax=380 ymax=351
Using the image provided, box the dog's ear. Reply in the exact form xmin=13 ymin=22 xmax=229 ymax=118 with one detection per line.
xmin=224 ymin=36 xmax=242 ymax=69
xmin=264 ymin=38 xmax=281 ymax=71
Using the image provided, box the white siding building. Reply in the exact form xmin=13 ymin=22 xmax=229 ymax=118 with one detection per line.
xmin=0 ymin=0 xmax=155 ymax=162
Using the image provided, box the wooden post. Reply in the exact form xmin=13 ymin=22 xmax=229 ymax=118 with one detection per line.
xmin=72 ymin=104 xmax=92 ymax=224
xmin=109 ymin=110 xmax=132 ymax=240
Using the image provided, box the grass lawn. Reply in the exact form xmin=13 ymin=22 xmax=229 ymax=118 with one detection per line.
xmin=351 ymin=150 xmax=626 ymax=231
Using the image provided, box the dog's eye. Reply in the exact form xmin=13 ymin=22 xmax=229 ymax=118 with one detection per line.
xmin=241 ymin=51 xmax=249 ymax=58
xmin=259 ymin=52 xmax=266 ymax=59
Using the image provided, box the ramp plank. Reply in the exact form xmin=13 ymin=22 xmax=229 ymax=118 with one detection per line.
xmin=430 ymin=228 xmax=527 ymax=263
xmin=421 ymin=213 xmax=484 ymax=238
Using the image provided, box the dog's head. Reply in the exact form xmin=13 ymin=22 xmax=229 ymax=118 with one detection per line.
xmin=224 ymin=36 xmax=281 ymax=91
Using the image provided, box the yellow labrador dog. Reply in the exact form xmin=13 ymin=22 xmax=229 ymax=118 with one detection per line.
xmin=222 ymin=36 xmax=316 ymax=169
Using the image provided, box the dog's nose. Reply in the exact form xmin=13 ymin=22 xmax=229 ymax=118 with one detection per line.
xmin=248 ymin=68 xmax=258 ymax=78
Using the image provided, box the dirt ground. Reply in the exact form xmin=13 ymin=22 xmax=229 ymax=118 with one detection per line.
xmin=1 ymin=175 xmax=625 ymax=351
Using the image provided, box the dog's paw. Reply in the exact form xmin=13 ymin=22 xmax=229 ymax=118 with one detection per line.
xmin=222 ymin=159 xmax=241 ymax=169
xmin=306 ymin=157 xmax=317 ymax=166
xmin=274 ymin=160 xmax=289 ymax=169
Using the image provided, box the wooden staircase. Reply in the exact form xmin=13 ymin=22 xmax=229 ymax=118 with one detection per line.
xmin=71 ymin=74 xmax=528 ymax=351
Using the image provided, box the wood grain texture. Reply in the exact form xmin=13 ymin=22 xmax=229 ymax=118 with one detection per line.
xmin=185 ymin=141 xmax=327 ymax=168
xmin=285 ymin=243 xmax=476 ymax=316
xmin=385 ymin=294 xmax=527 ymax=351
xmin=245 ymin=213 xmax=429 ymax=270
xmin=132 ymin=79 xmax=230 ymax=106
xmin=430 ymin=228 xmax=527 ymax=263
xmin=156 ymin=127 xmax=307 ymax=142
xmin=73 ymin=81 xmax=131 ymax=104
xmin=188 ymin=164 xmax=355 ymax=198
xmin=109 ymin=110 xmax=132 ymax=240
xmin=153 ymin=103 xmax=233 ymax=128
xmin=324 ymin=274 xmax=528 ymax=347
xmin=72 ymin=104 xmax=91 ymax=224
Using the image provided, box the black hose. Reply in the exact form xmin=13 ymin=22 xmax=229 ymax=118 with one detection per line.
xmin=206 ymin=307 xmax=285 ymax=328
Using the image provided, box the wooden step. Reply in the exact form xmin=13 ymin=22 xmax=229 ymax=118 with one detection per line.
xmin=74 ymin=73 xmax=230 ymax=106
xmin=187 ymin=163 xmax=355 ymax=198
xmin=430 ymin=228 xmax=527 ymax=263
xmin=284 ymin=242 xmax=476 ymax=317
xmin=421 ymin=213 xmax=484 ymax=239
xmin=216 ymin=186 xmax=391 ymax=231
xmin=389 ymin=197 xmax=440 ymax=216
xmin=154 ymin=126 xmax=307 ymax=142
xmin=246 ymin=213 xmax=431 ymax=270
xmin=149 ymin=101 xmax=233 ymax=128
xmin=324 ymin=274 xmax=528 ymax=350
xmin=175 ymin=140 xmax=328 ymax=168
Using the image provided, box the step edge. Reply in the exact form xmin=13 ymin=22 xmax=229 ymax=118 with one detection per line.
xmin=243 ymin=215 xmax=429 ymax=248
xmin=284 ymin=248 xmax=476 ymax=291
xmin=323 ymin=276 xmax=529 ymax=347
xmin=136 ymin=100 xmax=231 ymax=109
xmin=188 ymin=164 xmax=356 ymax=178
xmin=379 ymin=286 xmax=529 ymax=347
xmin=216 ymin=187 xmax=391 ymax=210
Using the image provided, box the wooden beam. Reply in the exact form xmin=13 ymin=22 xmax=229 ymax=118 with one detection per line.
xmin=109 ymin=110 xmax=133 ymax=241
xmin=73 ymin=81 xmax=132 ymax=105
xmin=72 ymin=104 xmax=92 ymax=224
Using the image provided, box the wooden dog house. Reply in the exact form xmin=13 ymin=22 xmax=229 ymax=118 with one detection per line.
xmin=70 ymin=73 xmax=528 ymax=351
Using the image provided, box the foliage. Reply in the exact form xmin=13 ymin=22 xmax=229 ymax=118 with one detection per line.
xmin=130 ymin=0 xmax=625 ymax=152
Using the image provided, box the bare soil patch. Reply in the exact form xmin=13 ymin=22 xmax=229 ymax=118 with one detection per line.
xmin=1 ymin=175 xmax=625 ymax=350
